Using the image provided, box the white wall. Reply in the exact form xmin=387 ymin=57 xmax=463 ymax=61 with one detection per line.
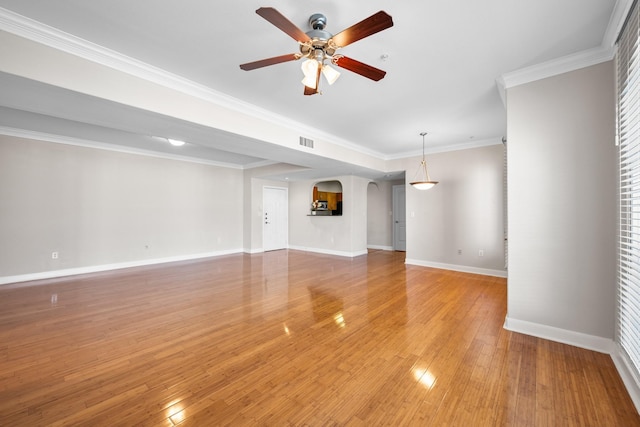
xmin=506 ymin=61 xmax=616 ymax=345
xmin=391 ymin=145 xmax=506 ymax=276
xmin=289 ymin=175 xmax=368 ymax=257
xmin=0 ymin=135 xmax=244 ymax=281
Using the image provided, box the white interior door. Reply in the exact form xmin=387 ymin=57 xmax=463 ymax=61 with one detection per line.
xmin=393 ymin=185 xmax=406 ymax=251
xmin=263 ymin=187 xmax=288 ymax=251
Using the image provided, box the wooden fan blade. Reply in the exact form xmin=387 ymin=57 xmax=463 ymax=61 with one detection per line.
xmin=240 ymin=53 xmax=299 ymax=71
xmin=330 ymin=11 xmax=393 ymax=48
xmin=256 ymin=7 xmax=311 ymax=43
xmin=333 ymin=56 xmax=387 ymax=81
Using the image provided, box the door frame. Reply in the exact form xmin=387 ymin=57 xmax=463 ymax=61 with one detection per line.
xmin=263 ymin=186 xmax=289 ymax=252
xmin=392 ymin=184 xmax=406 ymax=251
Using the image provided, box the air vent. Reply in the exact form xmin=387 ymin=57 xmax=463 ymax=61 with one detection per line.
xmin=299 ymin=136 xmax=314 ymax=148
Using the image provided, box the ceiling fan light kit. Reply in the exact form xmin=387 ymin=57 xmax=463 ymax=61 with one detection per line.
xmin=410 ymin=132 xmax=439 ymax=190
xmin=239 ymin=7 xmax=393 ymax=95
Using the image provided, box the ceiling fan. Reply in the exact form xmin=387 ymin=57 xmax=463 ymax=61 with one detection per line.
xmin=239 ymin=7 xmax=393 ymax=95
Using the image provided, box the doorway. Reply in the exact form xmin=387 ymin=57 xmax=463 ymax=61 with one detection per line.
xmin=392 ymin=185 xmax=406 ymax=251
xmin=263 ymin=186 xmax=288 ymax=251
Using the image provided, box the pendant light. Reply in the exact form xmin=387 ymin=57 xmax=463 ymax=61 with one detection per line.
xmin=410 ymin=132 xmax=438 ymax=190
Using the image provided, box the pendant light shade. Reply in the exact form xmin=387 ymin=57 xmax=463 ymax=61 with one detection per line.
xmin=410 ymin=132 xmax=438 ymax=190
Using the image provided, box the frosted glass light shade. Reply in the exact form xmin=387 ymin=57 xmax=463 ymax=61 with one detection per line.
xmin=410 ymin=181 xmax=438 ymax=190
xmin=322 ymin=64 xmax=340 ymax=85
xmin=301 ymin=58 xmax=319 ymax=89
xmin=301 ymin=59 xmax=318 ymax=76
xmin=410 ymin=159 xmax=438 ymax=190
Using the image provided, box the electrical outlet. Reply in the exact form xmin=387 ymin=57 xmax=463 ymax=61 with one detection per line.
xmin=457 ymin=249 xmax=462 ymax=255
xmin=51 ymin=251 xmax=58 ymax=259
xmin=478 ymin=250 xmax=484 ymax=257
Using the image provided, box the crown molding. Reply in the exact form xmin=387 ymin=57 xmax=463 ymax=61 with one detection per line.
xmin=243 ymin=159 xmax=279 ymax=170
xmin=0 ymin=7 xmax=388 ymax=161
xmin=602 ymin=0 xmax=635 ymax=48
xmin=497 ymin=0 xmax=632 ymax=91
xmin=499 ymin=45 xmax=614 ymax=90
xmin=387 ymin=137 xmax=503 ymax=161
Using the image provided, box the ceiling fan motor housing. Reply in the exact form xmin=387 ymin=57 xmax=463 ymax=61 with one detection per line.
xmin=301 ymin=13 xmax=336 ymax=57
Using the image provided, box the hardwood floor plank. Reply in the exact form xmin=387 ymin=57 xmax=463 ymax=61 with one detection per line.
xmin=0 ymin=250 xmax=638 ymax=425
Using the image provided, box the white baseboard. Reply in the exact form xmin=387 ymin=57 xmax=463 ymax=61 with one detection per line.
xmin=505 ymin=316 xmax=640 ymax=414
xmin=367 ymin=245 xmax=394 ymax=251
xmin=503 ymin=316 xmax=615 ymax=354
xmin=0 ymin=249 xmax=244 ymax=286
xmin=288 ymin=245 xmax=368 ymax=258
xmin=404 ymin=259 xmax=508 ymax=278
xmin=243 ymin=248 xmax=264 ymax=254
xmin=611 ymin=344 xmax=640 ymax=414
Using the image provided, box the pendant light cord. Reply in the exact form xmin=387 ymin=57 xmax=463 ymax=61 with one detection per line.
xmin=420 ymin=132 xmax=431 ymax=181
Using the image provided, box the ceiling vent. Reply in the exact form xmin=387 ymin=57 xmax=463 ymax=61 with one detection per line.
xmin=299 ymin=136 xmax=314 ymax=148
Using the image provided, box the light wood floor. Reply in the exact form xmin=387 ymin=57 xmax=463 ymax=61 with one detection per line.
xmin=0 ymin=250 xmax=638 ymax=426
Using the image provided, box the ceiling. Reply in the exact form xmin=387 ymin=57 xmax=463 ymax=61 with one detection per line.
xmin=0 ymin=0 xmax=620 ymax=180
